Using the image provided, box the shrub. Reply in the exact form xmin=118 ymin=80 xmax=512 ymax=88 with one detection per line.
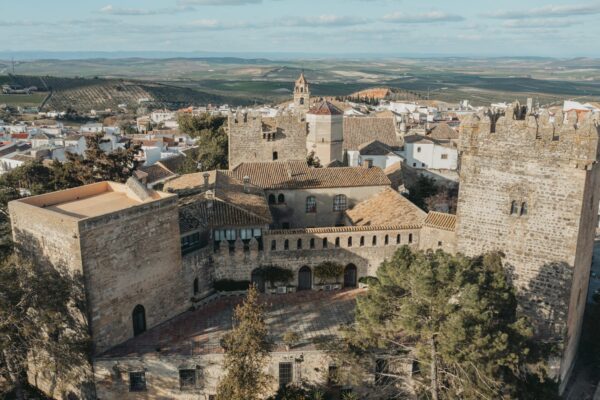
xmin=258 ymin=265 xmax=293 ymax=287
xmin=213 ymin=279 xmax=251 ymax=292
xmin=314 ymin=261 xmax=343 ymax=284
xmin=358 ymin=276 xmax=379 ymax=286
xmin=283 ymin=331 xmax=301 ymax=348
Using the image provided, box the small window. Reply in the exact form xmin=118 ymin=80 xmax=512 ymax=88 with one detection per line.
xmin=347 ymin=237 xmax=352 ymax=247
xmin=271 ymin=240 xmax=277 ymax=251
xmin=284 ymin=239 xmax=289 ymax=250
xmin=129 ymin=371 xmax=146 ymax=392
xmin=300 ymin=98 xmax=304 ymax=105
xmin=521 ymin=202 xmax=528 ymax=216
xmin=132 ymin=305 xmax=146 ymax=336
xmin=396 ymin=234 xmax=401 ymax=244
xmin=209 ymin=396 xmax=216 ymax=400
xmin=417 ymin=147 xmax=421 ymax=153
xmin=364 ymin=159 xmax=373 ymax=168
xmin=310 ymin=238 xmax=315 ymax=249
xmin=273 ymin=151 xmax=278 ymax=160
xmin=510 ymin=200 xmax=519 ymax=215
xmin=412 ymin=163 xmax=417 ymax=167
xmin=322 ymin=238 xmax=328 ymax=248
xmin=333 ymin=194 xmax=347 ymax=212
xmin=297 ymin=239 xmax=302 ymax=249
xmin=335 ymin=237 xmax=340 ymax=248
xmin=193 ymin=278 xmax=199 ymax=295
xmin=385 ymin=235 xmax=389 ymax=245
xmin=360 ymin=236 xmax=365 ymax=247
xmin=328 ymin=365 xmax=338 ymax=385
xmin=279 ymin=362 xmax=293 ymax=387
xmin=179 ymin=369 xmax=196 ymax=390
xmin=372 ymin=236 xmax=377 ymax=246
xmin=408 ymin=233 xmax=413 ymax=244
xmin=278 ymin=194 xmax=285 ymax=204
xmin=441 ymin=154 xmax=448 ymax=160
xmin=306 ymin=196 xmax=317 ymax=213
xmin=438 ymin=241 xmax=442 ymax=247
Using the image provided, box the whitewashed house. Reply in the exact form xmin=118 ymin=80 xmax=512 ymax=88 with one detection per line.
xmin=347 ymin=140 xmax=403 ymax=169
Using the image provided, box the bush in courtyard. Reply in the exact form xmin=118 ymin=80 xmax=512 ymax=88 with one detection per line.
xmin=314 ymin=262 xmax=343 ymax=284
xmin=258 ymin=265 xmax=294 ymax=287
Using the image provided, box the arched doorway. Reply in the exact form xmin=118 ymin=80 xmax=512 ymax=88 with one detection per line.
xmin=251 ymin=269 xmax=265 ymax=293
xmin=132 ymin=305 xmax=146 ymax=336
xmin=344 ymin=264 xmax=357 ymax=288
xmin=298 ymin=266 xmax=312 ymax=291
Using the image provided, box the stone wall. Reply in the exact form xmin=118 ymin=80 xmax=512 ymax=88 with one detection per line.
xmin=419 ymin=226 xmax=457 ymax=254
xmin=456 ymin=109 xmax=600 ymax=387
xmin=228 ymin=111 xmax=308 ymax=168
xmin=79 ymin=197 xmax=189 ymax=354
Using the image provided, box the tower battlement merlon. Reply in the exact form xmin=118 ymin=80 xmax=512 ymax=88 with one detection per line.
xmin=459 ymin=104 xmax=600 ymax=167
xmin=228 ymin=110 xmax=263 ymax=126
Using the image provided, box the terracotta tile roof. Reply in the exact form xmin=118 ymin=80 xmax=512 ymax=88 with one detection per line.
xmin=358 ymin=140 xmax=395 ymax=156
xmin=403 ymin=134 xmax=434 ymax=144
xmin=308 ymin=101 xmax=343 ymax=116
xmin=166 ymin=170 xmax=272 ymax=231
xmin=159 ymin=154 xmax=185 ymax=172
xmin=139 ymin=163 xmax=177 ymax=185
xmin=343 ymin=117 xmax=399 ymax=151
xmin=384 ymin=161 xmax=403 ymax=190
xmin=424 ymin=211 xmax=456 ymax=231
xmin=267 ymin=223 xmax=422 ymax=235
xmin=427 ymin=123 xmax=458 ymax=141
xmin=346 ymin=187 xmax=426 ymax=227
xmin=11 ymin=133 xmax=29 ymax=139
xmin=228 ymin=160 xmax=391 ymax=190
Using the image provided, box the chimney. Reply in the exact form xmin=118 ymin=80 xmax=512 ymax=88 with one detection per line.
xmin=205 ymin=189 xmax=214 ymax=209
xmin=203 ymin=172 xmax=210 ymax=190
xmin=243 ymin=176 xmax=250 ymax=193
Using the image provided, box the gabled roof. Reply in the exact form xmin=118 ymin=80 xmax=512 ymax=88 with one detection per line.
xmin=343 ymin=117 xmax=400 ymax=151
xmin=296 ymin=72 xmax=308 ymax=85
xmin=424 ymin=211 xmax=456 ymax=231
xmin=11 ymin=133 xmax=29 ymax=139
xmin=427 ymin=123 xmax=458 ymax=141
xmin=139 ymin=162 xmax=177 ymax=185
xmin=308 ymin=101 xmax=343 ymax=116
xmin=165 ymin=170 xmax=272 ymax=232
xmin=227 ymin=160 xmax=391 ymax=190
xmin=358 ymin=140 xmax=395 ymax=156
xmin=345 ymin=187 xmax=426 ymax=227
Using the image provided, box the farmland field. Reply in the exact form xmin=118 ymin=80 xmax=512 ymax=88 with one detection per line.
xmin=0 ymin=93 xmax=47 ymax=107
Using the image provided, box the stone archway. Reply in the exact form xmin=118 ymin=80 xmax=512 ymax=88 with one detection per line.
xmin=251 ymin=269 xmax=265 ymax=293
xmin=344 ymin=264 xmax=357 ymax=288
xmin=298 ymin=266 xmax=312 ymax=291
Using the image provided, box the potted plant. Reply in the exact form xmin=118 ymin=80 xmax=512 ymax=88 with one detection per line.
xmin=313 ymin=261 xmax=343 ymax=291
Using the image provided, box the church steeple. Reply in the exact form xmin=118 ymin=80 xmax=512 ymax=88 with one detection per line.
xmin=294 ymin=72 xmax=310 ymax=111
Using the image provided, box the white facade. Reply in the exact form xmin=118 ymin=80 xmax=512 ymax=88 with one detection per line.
xmin=347 ymin=150 xmax=403 ymax=169
xmin=403 ymin=139 xmax=458 ymax=170
xmin=150 ymin=110 xmax=177 ymax=124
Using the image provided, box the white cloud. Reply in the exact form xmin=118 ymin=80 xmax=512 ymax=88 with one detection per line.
xmin=178 ymin=0 xmax=262 ymax=5
xmin=100 ymin=4 xmax=194 ymax=16
xmin=485 ymin=3 xmax=600 ymax=19
xmin=382 ymin=11 xmax=464 ymax=23
xmin=281 ymin=15 xmax=368 ymax=27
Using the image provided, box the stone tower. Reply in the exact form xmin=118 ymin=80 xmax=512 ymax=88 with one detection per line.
xmin=294 ymin=72 xmax=310 ymax=111
xmin=306 ymin=101 xmax=344 ymax=166
xmin=455 ymin=104 xmax=600 ymax=391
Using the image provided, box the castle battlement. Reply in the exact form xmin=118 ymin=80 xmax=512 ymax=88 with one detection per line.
xmin=460 ymin=104 xmax=600 ymax=167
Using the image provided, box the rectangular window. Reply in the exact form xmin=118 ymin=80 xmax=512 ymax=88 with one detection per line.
xmin=253 ymin=229 xmax=262 ymax=237
xmin=441 ymin=154 xmax=448 ymax=160
xmin=240 ymin=229 xmax=253 ymax=240
xmin=179 ymin=369 xmax=196 ymax=390
xmin=333 ymin=195 xmax=347 ymax=212
xmin=225 ymin=229 xmax=236 ymax=241
xmin=417 ymin=147 xmax=421 ymax=153
xmin=328 ymin=365 xmax=338 ymax=385
xmin=364 ymin=159 xmax=373 ymax=168
xmin=129 ymin=371 xmax=147 ymax=392
xmin=279 ymin=362 xmax=293 ymax=387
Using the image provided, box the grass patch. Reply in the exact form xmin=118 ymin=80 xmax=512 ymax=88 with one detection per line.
xmin=0 ymin=93 xmax=47 ymax=107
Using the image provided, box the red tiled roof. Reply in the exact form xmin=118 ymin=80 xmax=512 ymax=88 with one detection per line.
xmin=11 ymin=133 xmax=29 ymax=139
xmin=308 ymin=101 xmax=343 ymax=116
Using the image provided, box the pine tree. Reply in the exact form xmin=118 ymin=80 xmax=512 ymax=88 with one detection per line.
xmin=216 ymin=285 xmax=272 ymax=400
xmin=326 ymin=247 xmax=557 ymax=400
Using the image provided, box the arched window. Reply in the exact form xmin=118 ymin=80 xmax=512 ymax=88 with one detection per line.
xmin=335 ymin=237 xmax=340 ymax=248
xmin=385 ymin=235 xmax=389 ymax=245
xmin=396 ymin=234 xmax=401 ymax=244
xmin=372 ymin=236 xmax=377 ymax=246
xmin=347 ymin=237 xmax=353 ymax=247
xmin=333 ymin=194 xmax=347 ymax=211
xmin=132 ymin=305 xmax=146 ymax=337
xmin=278 ymin=194 xmax=285 ymax=204
xmin=271 ymin=240 xmax=277 ymax=251
xmin=408 ymin=233 xmax=413 ymax=244
xmin=322 ymin=238 xmax=328 ymax=248
xmin=360 ymin=236 xmax=365 ymax=247
xmin=268 ymin=194 xmax=276 ymax=204
xmin=297 ymin=238 xmax=303 ymax=249
xmin=310 ymin=238 xmax=315 ymax=249
xmin=273 ymin=151 xmax=278 ymax=161
xmin=284 ymin=239 xmax=289 ymax=250
xmin=306 ymin=196 xmax=317 ymax=213
xmin=510 ymin=201 xmax=519 ymax=215
xmin=300 ymin=98 xmax=304 ymax=105
xmin=520 ymin=202 xmax=528 ymax=216
xmin=193 ymin=278 xmax=199 ymax=295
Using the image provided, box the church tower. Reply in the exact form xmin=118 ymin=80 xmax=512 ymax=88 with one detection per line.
xmin=294 ymin=72 xmax=310 ymax=111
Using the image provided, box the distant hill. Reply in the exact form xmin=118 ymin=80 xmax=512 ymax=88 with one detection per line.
xmin=5 ymin=75 xmax=233 ymax=112
xmin=348 ymin=87 xmax=423 ymax=101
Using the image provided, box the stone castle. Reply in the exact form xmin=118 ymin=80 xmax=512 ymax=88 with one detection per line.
xmin=7 ymin=76 xmax=600 ymax=398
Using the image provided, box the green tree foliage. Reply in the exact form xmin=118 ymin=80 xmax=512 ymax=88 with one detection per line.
xmin=306 ymin=151 xmax=322 ymax=168
xmin=327 ymin=247 xmax=556 ymax=400
xmin=178 ymin=113 xmax=228 ymax=172
xmin=314 ymin=261 xmax=344 ymax=284
xmin=216 ymin=285 xmax=272 ymax=400
xmin=0 ymin=254 xmax=91 ymax=400
xmin=406 ymin=175 xmax=439 ymax=211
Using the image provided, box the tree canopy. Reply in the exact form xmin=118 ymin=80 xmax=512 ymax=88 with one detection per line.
xmin=326 ymin=247 xmax=557 ymax=400
xmin=216 ymin=285 xmax=272 ymax=400
xmin=177 ymin=113 xmax=228 ymax=173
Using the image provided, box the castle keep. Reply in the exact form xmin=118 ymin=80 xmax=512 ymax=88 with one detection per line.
xmin=456 ymin=107 xmax=600 ymax=388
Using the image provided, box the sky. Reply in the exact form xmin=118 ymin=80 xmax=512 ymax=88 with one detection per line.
xmin=1 ymin=0 xmax=599 ymax=58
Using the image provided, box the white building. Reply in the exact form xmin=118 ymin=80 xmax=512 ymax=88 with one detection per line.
xmin=346 ymin=140 xmax=403 ymax=169
xmin=81 ymin=123 xmax=104 ymax=134
xmin=150 ymin=110 xmax=177 ymax=124
xmin=402 ymin=135 xmax=458 ymax=170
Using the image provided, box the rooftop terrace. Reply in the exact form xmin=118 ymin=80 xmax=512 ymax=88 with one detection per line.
xmin=101 ymin=289 xmax=361 ymax=358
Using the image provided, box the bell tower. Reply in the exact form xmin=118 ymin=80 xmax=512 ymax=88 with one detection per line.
xmin=294 ymin=72 xmax=310 ymax=111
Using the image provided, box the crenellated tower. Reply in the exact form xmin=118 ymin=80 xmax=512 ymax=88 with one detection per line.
xmin=456 ymin=103 xmax=600 ymax=391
